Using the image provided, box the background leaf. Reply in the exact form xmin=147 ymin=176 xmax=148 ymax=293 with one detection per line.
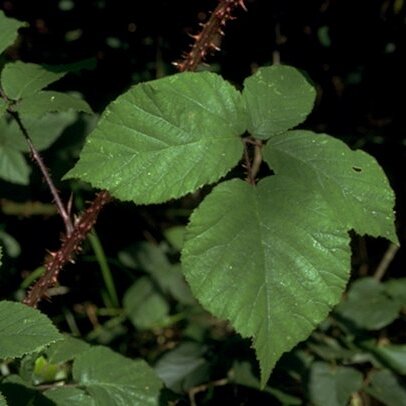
xmin=0 ymin=145 xmax=30 ymax=184
xmin=384 ymin=278 xmax=406 ymax=306
xmin=17 ymin=91 xmax=92 ymax=117
xmin=0 ymin=391 xmax=6 ymax=406
xmin=0 ymin=301 xmax=62 ymax=359
xmin=264 ymin=130 xmax=398 ymax=242
xmin=364 ymin=344 xmax=406 ymax=375
xmin=123 ymin=277 xmax=169 ymax=330
xmin=334 ymin=277 xmax=400 ymax=330
xmin=1 ymin=62 xmax=66 ymax=100
xmin=243 ymin=65 xmax=316 ymax=139
xmin=72 ymin=346 xmax=163 ymax=405
xmin=0 ymin=10 xmax=26 ymax=55
xmin=308 ymin=362 xmax=363 ymax=406
xmin=182 ymin=177 xmax=351 ymax=386
xmin=155 ymin=342 xmax=209 ymax=393
xmin=364 ymin=369 xmax=406 ymax=406
xmin=0 ymin=99 xmax=6 ymax=118
xmin=65 ymin=71 xmax=246 ymax=203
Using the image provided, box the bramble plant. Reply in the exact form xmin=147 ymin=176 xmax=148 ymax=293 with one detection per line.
xmin=0 ymin=2 xmax=402 ymax=405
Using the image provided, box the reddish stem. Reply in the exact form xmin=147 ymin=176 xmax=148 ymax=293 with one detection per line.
xmin=23 ymin=191 xmax=112 ymax=307
xmin=175 ymin=0 xmax=247 ymax=72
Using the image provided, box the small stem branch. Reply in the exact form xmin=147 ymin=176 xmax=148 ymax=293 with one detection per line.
xmin=243 ymin=137 xmax=263 ymax=185
xmin=8 ymin=110 xmax=74 ymax=236
xmin=243 ymin=139 xmax=254 ymax=185
xmin=24 ymin=190 xmax=112 ymax=307
xmin=373 ymin=242 xmax=399 ymax=281
xmin=175 ymin=0 xmax=247 ymax=72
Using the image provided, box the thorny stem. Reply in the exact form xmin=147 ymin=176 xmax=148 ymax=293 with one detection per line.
xmin=8 ymin=110 xmax=74 ymax=236
xmin=175 ymin=0 xmax=247 ymax=72
xmin=23 ymin=191 xmax=112 ymax=307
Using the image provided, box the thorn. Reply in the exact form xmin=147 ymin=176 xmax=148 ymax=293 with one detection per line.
xmin=47 ymin=250 xmax=57 ymax=258
xmin=239 ymin=0 xmax=247 ymax=11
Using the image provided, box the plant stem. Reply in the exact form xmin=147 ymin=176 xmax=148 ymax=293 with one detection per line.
xmin=373 ymin=242 xmax=399 ymax=280
xmin=87 ymin=230 xmax=119 ymax=308
xmin=8 ymin=110 xmax=74 ymax=236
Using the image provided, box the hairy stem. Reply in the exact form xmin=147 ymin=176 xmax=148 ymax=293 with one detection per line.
xmin=175 ymin=0 xmax=247 ymax=72
xmin=8 ymin=110 xmax=74 ymax=236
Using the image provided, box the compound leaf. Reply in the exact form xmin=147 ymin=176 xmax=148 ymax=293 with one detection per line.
xmin=1 ymin=62 xmax=66 ymax=100
xmin=264 ymin=130 xmax=398 ymax=243
xmin=65 ymin=71 xmax=246 ymax=204
xmin=0 ymin=301 xmax=62 ymax=359
xmin=73 ymin=346 xmax=163 ymax=405
xmin=182 ymin=177 xmax=351 ymax=386
xmin=0 ymin=11 xmax=26 ymax=55
xmin=243 ymin=65 xmax=316 ymax=139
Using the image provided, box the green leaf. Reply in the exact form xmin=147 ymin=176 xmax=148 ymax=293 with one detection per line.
xmin=0 ymin=144 xmax=30 ymax=184
xmin=164 ymin=226 xmax=186 ymax=251
xmin=182 ymin=177 xmax=351 ymax=386
xmin=45 ymin=335 xmax=90 ymax=364
xmin=0 ymin=391 xmax=6 ymax=406
xmin=243 ymin=65 xmax=316 ymax=139
xmin=45 ymin=387 xmax=96 ymax=406
xmin=123 ymin=277 xmax=170 ymax=330
xmin=155 ymin=342 xmax=209 ymax=393
xmin=16 ymin=91 xmax=92 ymax=117
xmin=385 ymin=278 xmax=406 ymax=307
xmin=72 ymin=346 xmax=163 ymax=405
xmin=121 ymin=242 xmax=195 ymax=305
xmin=0 ymin=301 xmax=62 ymax=359
xmin=0 ymin=11 xmax=26 ymax=55
xmin=1 ymin=62 xmax=66 ymax=100
xmin=334 ymin=277 xmax=400 ymax=330
xmin=365 ymin=369 xmax=406 ymax=406
xmin=367 ymin=344 xmax=406 ymax=375
xmin=65 ymin=71 xmax=246 ymax=204
xmin=308 ymin=362 xmax=363 ymax=406
xmin=45 ymin=388 xmax=94 ymax=406
xmin=264 ymin=130 xmax=398 ymax=243
xmin=0 ymin=99 xmax=7 ymax=118
xmin=33 ymin=355 xmax=66 ymax=384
